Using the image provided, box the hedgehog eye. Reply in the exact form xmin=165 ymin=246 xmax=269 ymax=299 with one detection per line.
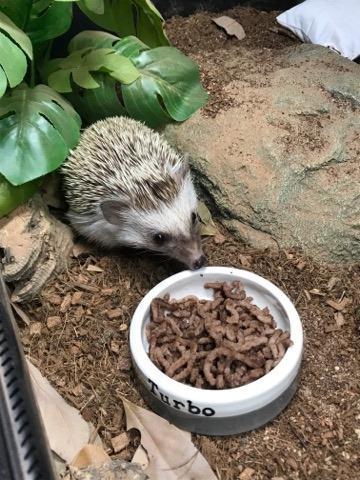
xmin=191 ymin=212 xmax=198 ymax=225
xmin=153 ymin=233 xmax=169 ymax=245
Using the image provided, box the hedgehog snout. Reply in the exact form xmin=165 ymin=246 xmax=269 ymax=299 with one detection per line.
xmin=167 ymin=234 xmax=206 ymax=271
xmin=192 ymin=255 xmax=207 ymax=270
xmin=185 ymin=241 xmax=207 ymax=271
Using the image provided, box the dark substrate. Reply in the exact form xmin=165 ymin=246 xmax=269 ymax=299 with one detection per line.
xmin=166 ymin=6 xmax=299 ymax=117
xmin=21 ymin=234 xmax=360 ymax=480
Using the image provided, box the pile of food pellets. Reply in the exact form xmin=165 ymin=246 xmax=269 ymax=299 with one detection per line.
xmin=147 ymin=281 xmax=293 ymax=389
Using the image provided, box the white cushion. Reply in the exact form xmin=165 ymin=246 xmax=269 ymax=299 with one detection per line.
xmin=277 ymin=0 xmax=360 ymax=60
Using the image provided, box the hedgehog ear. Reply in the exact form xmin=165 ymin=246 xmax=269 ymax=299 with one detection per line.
xmin=171 ymin=155 xmax=190 ymax=181
xmin=101 ymin=199 xmax=128 ymax=225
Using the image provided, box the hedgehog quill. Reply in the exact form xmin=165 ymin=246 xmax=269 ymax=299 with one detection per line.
xmin=62 ymin=116 xmax=206 ymax=270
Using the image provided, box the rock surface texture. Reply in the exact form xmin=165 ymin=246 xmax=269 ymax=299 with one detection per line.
xmin=165 ymin=45 xmax=360 ymax=263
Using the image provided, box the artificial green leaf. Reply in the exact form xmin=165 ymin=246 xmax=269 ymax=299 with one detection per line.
xmin=122 ymin=77 xmax=171 ymax=127
xmin=0 ymin=1 xmax=72 ymax=45
xmin=78 ymin=0 xmax=135 ymax=38
xmin=0 ymin=0 xmax=32 ymax=30
xmin=0 ymin=68 xmax=7 ymax=98
xmin=68 ymin=31 xmax=149 ymax=59
xmin=47 ymin=48 xmax=140 ymax=93
xmin=0 ymin=12 xmax=32 ymax=95
xmin=66 ymin=72 xmax=127 ymax=124
xmin=33 ymin=39 xmax=54 ymax=72
xmin=48 ymin=68 xmax=73 ymax=92
xmin=68 ymin=30 xmax=120 ymax=52
xmin=134 ymin=0 xmax=169 ymax=48
xmin=0 ymin=83 xmax=81 ymax=186
xmin=78 ymin=0 xmax=169 ymax=48
xmin=61 ymin=49 xmax=87 ymax=69
xmin=26 ymin=0 xmax=73 ymax=44
xmin=54 ymin=0 xmax=104 ymax=14
xmin=141 ymin=0 xmax=162 ymax=17
xmin=103 ymin=54 xmax=140 ymax=83
xmin=0 ymin=33 xmax=27 ymax=88
xmin=82 ymin=0 xmax=104 ymax=14
xmin=72 ymin=66 xmax=99 ymax=89
xmin=57 ymin=33 xmax=207 ymax=127
xmin=0 ymin=174 xmax=41 ymax=217
xmin=133 ymin=0 xmax=170 ymax=47
xmin=41 ymin=57 xmax=63 ymax=83
xmin=83 ymin=49 xmax=114 ymax=69
xmin=122 ymin=46 xmax=208 ymax=127
xmin=0 ymin=13 xmax=33 ymax=59
xmin=113 ymin=35 xmax=149 ymax=59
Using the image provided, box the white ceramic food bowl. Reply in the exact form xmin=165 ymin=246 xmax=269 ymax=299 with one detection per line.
xmin=130 ymin=267 xmax=303 ymax=435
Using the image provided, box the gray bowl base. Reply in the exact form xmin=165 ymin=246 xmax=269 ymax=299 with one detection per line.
xmin=136 ymin=373 xmax=300 ymax=436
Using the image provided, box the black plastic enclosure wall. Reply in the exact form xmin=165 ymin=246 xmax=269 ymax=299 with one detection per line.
xmin=0 ymin=270 xmax=56 ymax=480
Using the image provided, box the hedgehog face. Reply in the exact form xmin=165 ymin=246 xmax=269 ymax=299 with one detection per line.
xmin=100 ymin=172 xmax=206 ymax=270
xmin=148 ymin=205 xmax=206 ymax=270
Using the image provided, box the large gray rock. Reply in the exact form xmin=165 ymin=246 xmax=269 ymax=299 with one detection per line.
xmin=165 ymin=45 xmax=360 ymax=263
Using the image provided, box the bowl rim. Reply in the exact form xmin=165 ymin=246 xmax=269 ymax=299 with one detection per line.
xmin=130 ymin=266 xmax=303 ymax=406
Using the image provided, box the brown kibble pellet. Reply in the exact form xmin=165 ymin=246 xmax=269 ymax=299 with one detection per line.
xmin=265 ymin=359 xmax=274 ymax=373
xmin=222 ymin=281 xmax=246 ymax=300
xmin=225 ymin=301 xmax=240 ymax=324
xmin=216 ymin=374 xmax=225 ymax=389
xmin=225 ymin=325 xmax=237 ymax=342
xmin=277 ymin=342 xmax=285 ymax=359
xmin=147 ymin=280 xmax=292 ymax=389
xmin=262 ymin=346 xmax=272 ymax=359
xmin=204 ymin=282 xmax=224 ymax=290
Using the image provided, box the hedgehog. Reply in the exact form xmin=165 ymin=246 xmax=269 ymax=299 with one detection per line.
xmin=62 ymin=116 xmax=206 ymax=270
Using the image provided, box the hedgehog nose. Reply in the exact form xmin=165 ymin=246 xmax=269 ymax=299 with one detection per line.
xmin=192 ymin=255 xmax=207 ymax=270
